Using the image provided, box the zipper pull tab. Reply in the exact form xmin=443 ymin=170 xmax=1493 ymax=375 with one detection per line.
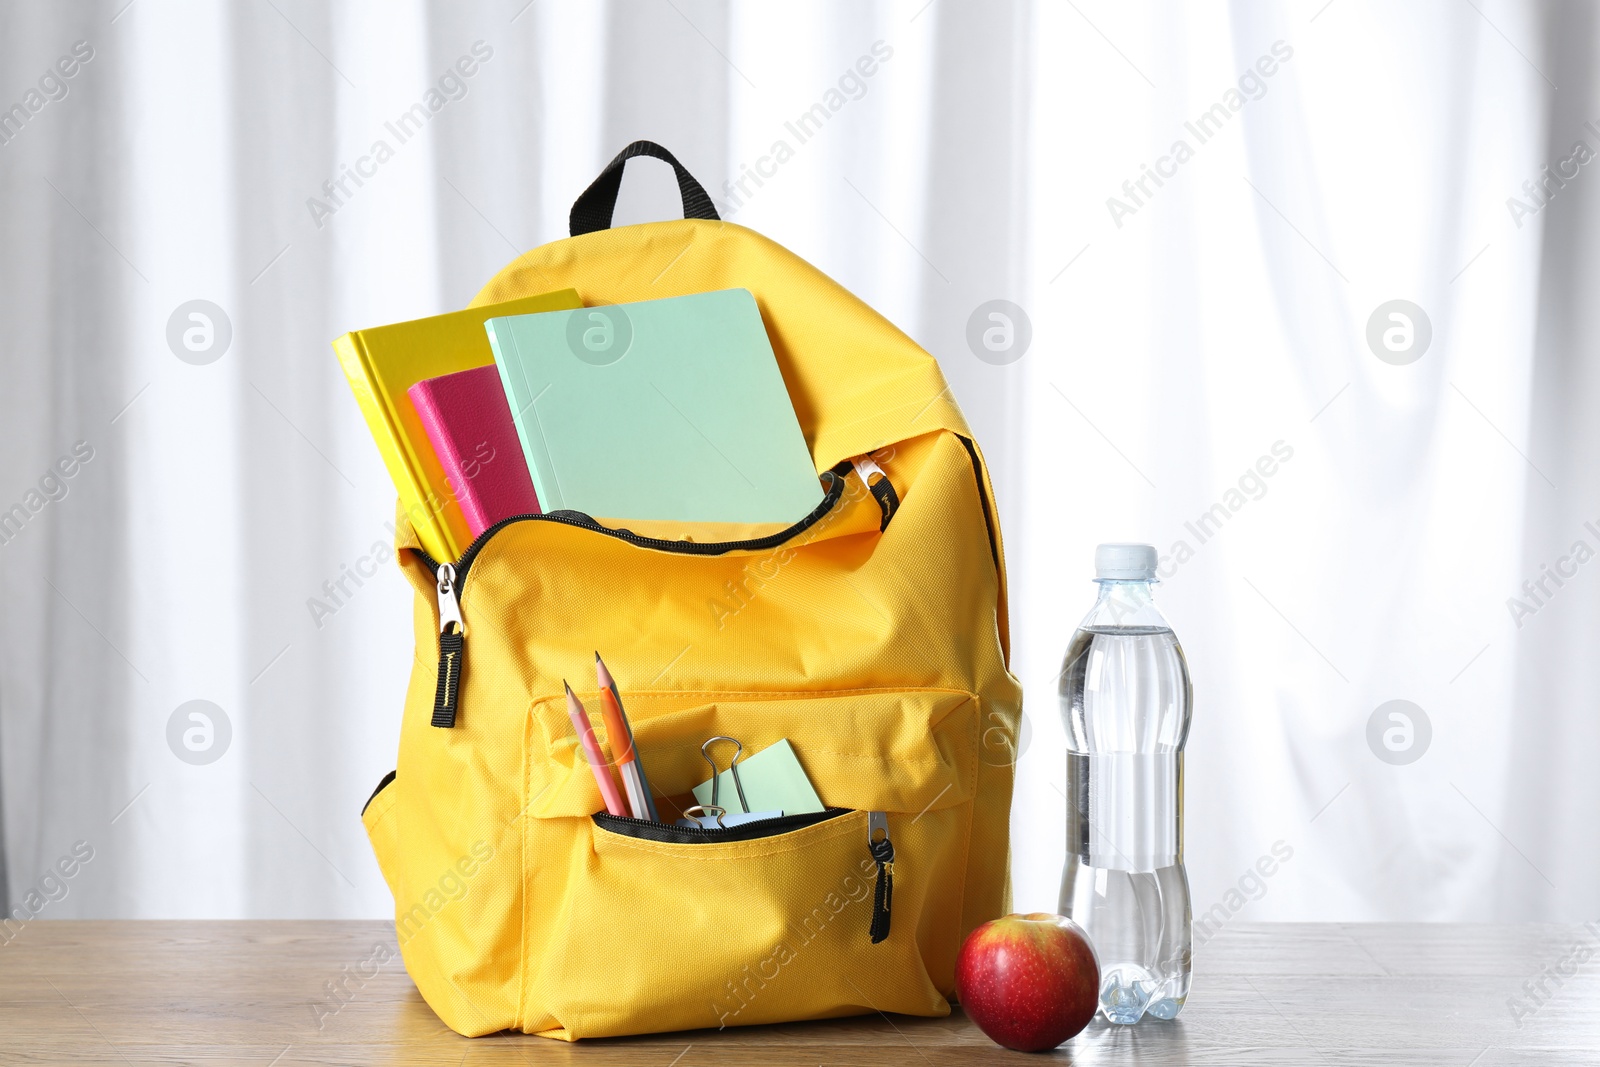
xmin=867 ymin=811 xmax=893 ymax=944
xmin=851 ymin=455 xmax=899 ymax=531
xmin=432 ymin=563 xmax=464 ymax=728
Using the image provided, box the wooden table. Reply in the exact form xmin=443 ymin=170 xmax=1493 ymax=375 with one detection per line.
xmin=1 ymin=921 xmax=1595 ymax=1064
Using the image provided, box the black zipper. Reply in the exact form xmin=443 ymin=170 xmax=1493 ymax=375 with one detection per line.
xmin=595 ymin=806 xmax=895 ymax=944
xmin=416 ymin=460 xmax=854 ymax=587
xmin=413 ymin=435 xmax=990 ymax=730
xmin=420 ymin=463 xmax=851 ymax=729
xmin=592 ymin=806 xmax=849 ymax=843
xmin=867 ymin=811 xmax=894 ymax=944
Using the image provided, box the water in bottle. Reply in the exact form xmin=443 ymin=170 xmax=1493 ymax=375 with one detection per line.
xmin=1058 ymin=543 xmax=1192 ymax=1024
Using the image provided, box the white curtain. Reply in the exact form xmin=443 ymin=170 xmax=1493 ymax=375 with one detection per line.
xmin=1 ymin=0 xmax=1591 ymax=924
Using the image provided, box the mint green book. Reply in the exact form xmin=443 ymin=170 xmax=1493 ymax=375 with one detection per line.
xmin=483 ymin=288 xmax=822 ymax=523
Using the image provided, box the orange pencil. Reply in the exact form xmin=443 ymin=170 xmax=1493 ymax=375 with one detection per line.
xmin=596 ymin=653 xmax=659 ymax=822
xmin=564 ymin=681 xmax=627 ymax=816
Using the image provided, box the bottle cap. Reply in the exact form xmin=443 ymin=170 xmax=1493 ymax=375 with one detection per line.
xmin=1095 ymin=543 xmax=1157 ymax=581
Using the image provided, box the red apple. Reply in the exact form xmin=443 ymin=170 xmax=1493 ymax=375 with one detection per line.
xmin=955 ymin=912 xmax=1100 ymax=1052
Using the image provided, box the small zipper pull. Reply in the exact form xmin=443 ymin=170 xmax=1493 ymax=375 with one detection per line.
xmin=851 ymin=455 xmax=899 ymax=531
xmin=431 ymin=563 xmax=464 ymax=728
xmin=867 ymin=811 xmax=893 ymax=944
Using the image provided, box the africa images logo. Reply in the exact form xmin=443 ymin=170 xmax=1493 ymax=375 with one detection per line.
xmin=566 ymin=305 xmax=633 ymax=367
xmin=1105 ymin=41 xmax=1294 ymax=228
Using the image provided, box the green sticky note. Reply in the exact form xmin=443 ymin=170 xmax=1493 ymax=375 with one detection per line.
xmin=692 ymin=739 xmax=824 ymax=815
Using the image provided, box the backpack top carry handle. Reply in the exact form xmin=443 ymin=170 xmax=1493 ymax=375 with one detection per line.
xmin=569 ymin=140 xmax=721 ymax=237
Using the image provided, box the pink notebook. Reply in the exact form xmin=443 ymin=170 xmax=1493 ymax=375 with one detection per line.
xmin=408 ymin=365 xmax=540 ymax=537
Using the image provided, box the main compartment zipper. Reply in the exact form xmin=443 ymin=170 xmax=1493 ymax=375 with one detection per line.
xmin=415 ymin=461 xmax=852 ymax=729
xmin=416 ymin=460 xmax=853 ymax=589
xmin=431 ymin=563 xmax=464 ymax=728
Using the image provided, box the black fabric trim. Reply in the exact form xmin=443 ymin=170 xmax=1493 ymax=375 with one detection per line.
xmin=569 ymin=141 xmax=720 ymax=237
xmin=869 ymin=834 xmax=894 ymax=943
xmin=868 ymin=474 xmax=899 ymax=531
xmin=431 ymin=629 xmax=464 ymax=728
xmin=361 ymin=770 xmax=396 ymax=816
xmin=593 ymin=807 xmax=848 ymax=844
xmin=958 ymin=435 xmax=1000 ymax=573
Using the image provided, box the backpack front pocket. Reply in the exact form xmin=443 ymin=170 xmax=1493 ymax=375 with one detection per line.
xmin=519 ymin=687 xmax=978 ymax=1039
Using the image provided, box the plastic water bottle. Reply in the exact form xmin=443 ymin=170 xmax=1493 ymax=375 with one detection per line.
xmin=1058 ymin=544 xmax=1192 ymax=1024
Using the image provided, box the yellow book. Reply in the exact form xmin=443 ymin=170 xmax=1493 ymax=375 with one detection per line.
xmin=333 ymin=289 xmax=583 ymax=561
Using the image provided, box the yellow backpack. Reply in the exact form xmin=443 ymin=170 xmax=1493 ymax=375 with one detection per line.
xmin=361 ymin=142 xmax=1023 ymax=1039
